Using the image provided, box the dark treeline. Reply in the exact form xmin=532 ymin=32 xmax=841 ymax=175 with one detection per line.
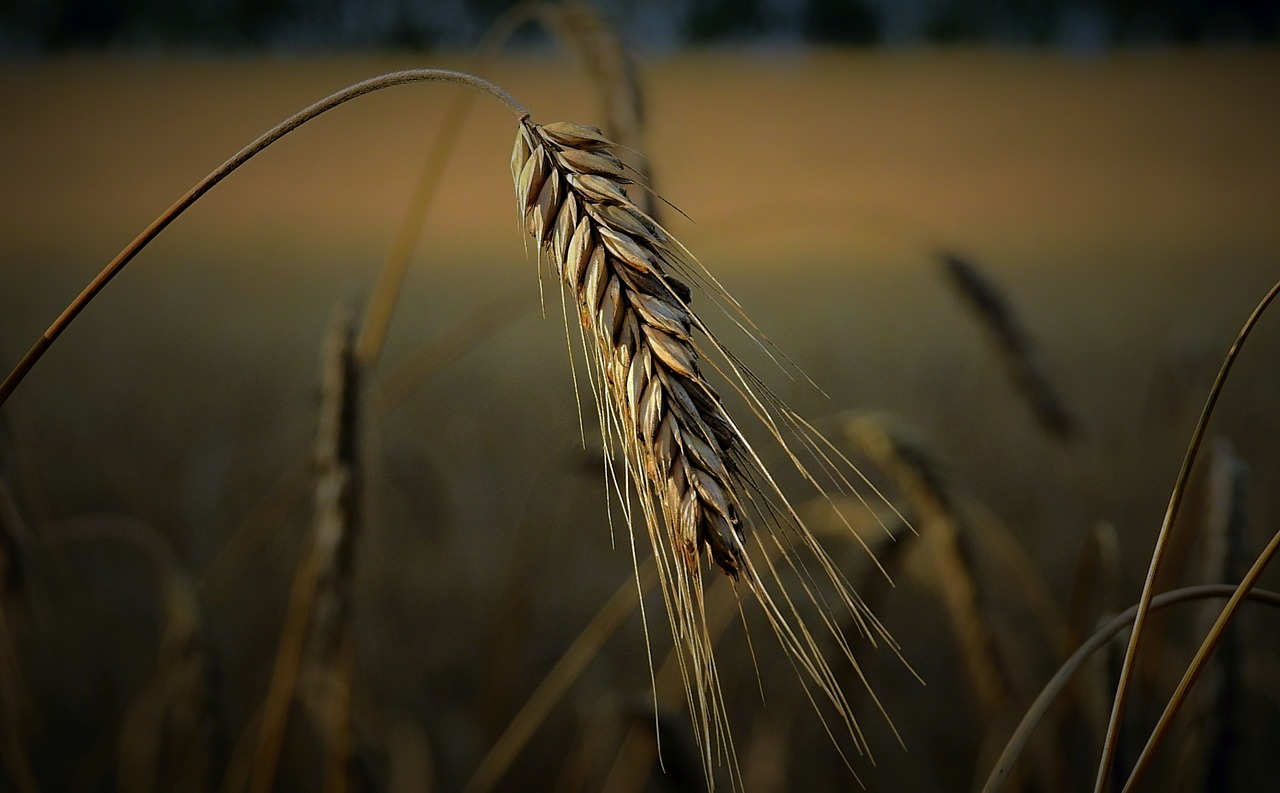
xmin=2 ymin=0 xmax=1278 ymax=53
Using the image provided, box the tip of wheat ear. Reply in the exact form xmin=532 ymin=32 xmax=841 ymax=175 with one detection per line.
xmin=511 ymin=118 xmax=746 ymax=578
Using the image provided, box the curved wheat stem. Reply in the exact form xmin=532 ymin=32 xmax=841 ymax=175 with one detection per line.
xmin=512 ymin=118 xmax=898 ymax=786
xmin=982 ymin=584 xmax=1280 ymax=793
xmin=1095 ymin=279 xmax=1280 ymax=792
xmin=0 ymin=69 xmax=526 ymax=407
xmin=357 ymin=1 xmax=650 ymax=367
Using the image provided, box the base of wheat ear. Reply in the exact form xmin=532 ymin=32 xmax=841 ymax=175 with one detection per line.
xmin=512 ymin=116 xmax=901 ymax=784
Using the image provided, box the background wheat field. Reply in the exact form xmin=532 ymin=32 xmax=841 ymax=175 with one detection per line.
xmin=2 ymin=49 xmax=1279 ymax=791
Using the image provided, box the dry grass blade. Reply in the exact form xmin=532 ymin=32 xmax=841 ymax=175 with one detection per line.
xmin=982 ymin=585 xmax=1280 ymax=792
xmin=375 ymin=709 xmax=435 ymax=793
xmin=514 ymin=117 xmax=903 ymax=786
xmin=250 ymin=306 xmax=362 ymax=793
xmin=1095 ymin=279 xmax=1280 ymax=792
xmin=371 ymin=290 xmax=529 ymax=415
xmin=465 ymin=560 xmax=650 ymax=793
xmin=1121 ymin=467 xmax=1274 ymax=791
xmin=605 ymin=507 xmax=894 ymax=790
xmin=937 ymin=251 xmax=1079 ymax=442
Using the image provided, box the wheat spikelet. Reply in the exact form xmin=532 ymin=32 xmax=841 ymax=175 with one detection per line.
xmin=937 ymin=251 xmax=1079 ymax=442
xmin=840 ymin=414 xmax=1082 ymax=789
xmin=842 ymin=413 xmax=1014 ymax=720
xmin=512 ymin=117 xmax=899 ymax=785
xmin=250 ymin=306 xmax=362 ymax=793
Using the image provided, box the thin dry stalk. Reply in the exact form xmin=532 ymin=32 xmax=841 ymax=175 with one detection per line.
xmin=199 ymin=460 xmax=311 ymax=606
xmin=1135 ymin=455 xmax=1212 ymax=687
xmin=1102 ymin=628 xmax=1132 ymax=793
xmin=513 ymin=118 xmax=901 ymax=786
xmin=843 ymin=414 xmax=1014 ymax=720
xmin=1096 ymin=279 xmax=1280 ymax=792
xmin=1122 ymin=448 xmax=1268 ymax=792
xmin=537 ymin=1 xmax=654 ymax=211
xmin=937 ymin=251 xmax=1079 ymax=442
xmin=0 ymin=69 xmax=528 ymax=407
xmin=371 ymin=290 xmax=529 ymax=414
xmin=250 ymin=307 xmax=362 ymax=793
xmin=600 ymin=708 xmax=700 ymax=793
xmin=247 ymin=486 xmax=325 ymax=791
xmin=358 ymin=707 xmax=434 ymax=793
xmin=358 ymin=0 xmax=651 ymax=368
xmin=982 ymin=585 xmax=1280 ymax=793
xmin=465 ymin=560 xmax=651 ymax=793
xmin=1174 ymin=440 xmax=1247 ymax=790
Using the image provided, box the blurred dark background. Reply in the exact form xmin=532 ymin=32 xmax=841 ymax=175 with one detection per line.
xmin=3 ymin=0 xmax=1279 ymax=53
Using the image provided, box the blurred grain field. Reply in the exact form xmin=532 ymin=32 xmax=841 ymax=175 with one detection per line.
xmin=1 ymin=49 xmax=1279 ymax=791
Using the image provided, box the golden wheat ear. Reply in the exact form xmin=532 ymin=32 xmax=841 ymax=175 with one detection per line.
xmin=513 ymin=117 xmax=904 ymax=786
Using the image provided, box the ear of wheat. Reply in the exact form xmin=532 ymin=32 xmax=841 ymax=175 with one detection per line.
xmin=0 ymin=62 xmax=905 ymax=788
xmin=512 ymin=116 xmax=900 ymax=785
